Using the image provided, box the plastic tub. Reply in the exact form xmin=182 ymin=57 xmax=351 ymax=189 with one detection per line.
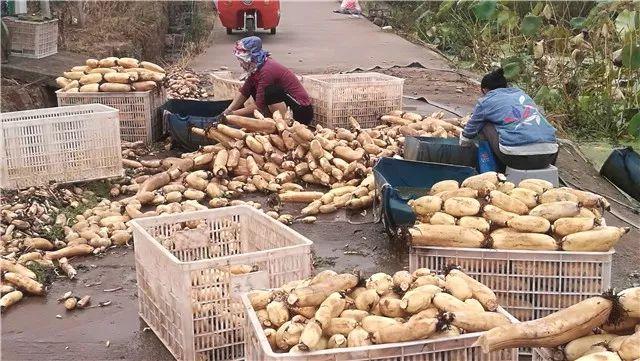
xmin=162 ymin=99 xmax=231 ymax=151
xmin=404 ymin=136 xmax=478 ymax=168
xmin=372 ymin=157 xmax=477 ymax=232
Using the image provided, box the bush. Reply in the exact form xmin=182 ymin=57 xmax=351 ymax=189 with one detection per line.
xmin=384 ymin=0 xmax=640 ymax=142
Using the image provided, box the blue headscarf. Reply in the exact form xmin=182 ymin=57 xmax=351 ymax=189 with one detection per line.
xmin=233 ymin=36 xmax=270 ymax=71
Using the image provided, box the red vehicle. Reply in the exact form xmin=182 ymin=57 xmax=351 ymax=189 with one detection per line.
xmin=217 ymin=0 xmax=280 ymax=35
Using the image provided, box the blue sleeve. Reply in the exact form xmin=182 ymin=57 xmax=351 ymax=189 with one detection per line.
xmin=462 ymin=101 xmax=486 ymax=139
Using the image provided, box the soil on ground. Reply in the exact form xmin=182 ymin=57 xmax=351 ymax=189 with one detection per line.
xmin=376 ymin=66 xmax=479 ymax=115
xmin=555 ymin=143 xmax=640 ymax=289
xmin=0 ymin=78 xmax=57 ymax=112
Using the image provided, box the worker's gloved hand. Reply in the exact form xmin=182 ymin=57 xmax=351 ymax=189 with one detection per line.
xmin=217 ymin=109 xmax=232 ymax=123
xmin=459 ymin=134 xmax=473 ymax=147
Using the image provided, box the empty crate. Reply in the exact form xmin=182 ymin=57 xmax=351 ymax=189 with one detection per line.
xmin=131 ymin=206 xmax=313 ymax=361
xmin=211 ymin=71 xmax=243 ymax=101
xmin=1 ymin=104 xmax=122 ymax=189
xmin=303 ymin=72 xmax=404 ymax=129
xmin=210 ymin=72 xmax=253 ymax=106
xmin=56 ymin=88 xmax=166 ymax=143
xmin=3 ymin=17 xmax=58 ymax=58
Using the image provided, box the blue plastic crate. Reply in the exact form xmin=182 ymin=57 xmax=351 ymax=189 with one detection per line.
xmin=373 ymin=157 xmax=477 ymax=233
xmin=404 ymin=136 xmax=478 ymax=168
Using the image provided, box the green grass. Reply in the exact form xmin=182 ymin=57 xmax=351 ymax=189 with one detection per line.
xmin=25 ymin=262 xmax=56 ymax=286
xmin=40 ymin=180 xmax=110 ymax=242
xmin=40 ymin=224 xmax=65 ymax=243
xmin=84 ymin=180 xmax=111 ymax=199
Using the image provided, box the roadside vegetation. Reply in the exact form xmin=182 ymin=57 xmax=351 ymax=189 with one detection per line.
xmin=381 ymin=1 xmax=639 ymax=143
xmin=51 ymin=1 xmax=214 ymax=62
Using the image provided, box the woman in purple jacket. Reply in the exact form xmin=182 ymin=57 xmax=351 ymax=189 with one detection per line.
xmin=223 ymin=37 xmax=313 ymax=125
xmin=460 ymin=68 xmax=558 ymax=171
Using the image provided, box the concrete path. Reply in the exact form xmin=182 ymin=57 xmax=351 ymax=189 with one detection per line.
xmin=2 ymin=51 xmax=87 ymax=88
xmin=190 ymin=0 xmax=450 ymax=74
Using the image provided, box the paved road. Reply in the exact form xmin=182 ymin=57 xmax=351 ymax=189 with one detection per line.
xmin=192 ymin=0 xmax=474 ymax=115
xmin=2 ymin=51 xmax=89 ymax=88
xmin=191 ymin=0 xmax=450 ymax=74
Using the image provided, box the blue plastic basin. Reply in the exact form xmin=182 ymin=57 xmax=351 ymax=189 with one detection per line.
xmin=373 ymin=157 xmax=477 ymax=231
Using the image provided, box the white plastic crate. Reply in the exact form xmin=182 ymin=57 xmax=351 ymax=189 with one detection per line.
xmin=56 ymin=88 xmax=166 ymax=144
xmin=409 ymin=246 xmax=613 ymax=322
xmin=3 ymin=17 xmax=58 ymax=58
xmin=410 ymin=246 xmax=613 ymax=357
xmin=0 ymin=104 xmax=122 ymax=189
xmin=241 ymin=292 xmax=519 ymax=361
xmin=209 ymin=72 xmax=254 ymax=107
xmin=211 ymin=71 xmax=243 ymax=101
xmin=303 ymin=72 xmax=404 ymax=129
xmin=131 ymin=206 xmax=313 ymax=361
xmin=531 ymin=348 xmax=555 ymax=361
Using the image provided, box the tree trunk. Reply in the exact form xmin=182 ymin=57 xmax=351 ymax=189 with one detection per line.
xmin=76 ymin=1 xmax=85 ymax=26
xmin=40 ymin=0 xmax=51 ymax=18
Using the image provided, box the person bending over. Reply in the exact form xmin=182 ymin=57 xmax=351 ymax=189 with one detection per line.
xmin=460 ymin=68 xmax=558 ymax=171
xmin=223 ymin=36 xmax=313 ymax=125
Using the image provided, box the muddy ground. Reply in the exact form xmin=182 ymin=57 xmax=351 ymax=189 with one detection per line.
xmin=2 ymin=140 xmax=638 ymax=360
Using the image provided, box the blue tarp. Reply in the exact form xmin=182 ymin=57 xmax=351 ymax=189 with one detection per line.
xmin=162 ymin=99 xmax=231 ymax=152
xmin=600 ymin=147 xmax=640 ymax=201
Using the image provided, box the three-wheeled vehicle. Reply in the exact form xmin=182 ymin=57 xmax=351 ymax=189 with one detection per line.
xmin=217 ymin=0 xmax=280 ymax=35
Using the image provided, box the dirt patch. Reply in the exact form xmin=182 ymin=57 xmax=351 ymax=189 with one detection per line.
xmin=0 ymin=250 xmax=174 ymax=361
xmin=52 ymin=2 xmax=169 ymax=61
xmin=377 ymin=66 xmax=479 ymax=115
xmin=0 ymin=78 xmax=56 ymax=112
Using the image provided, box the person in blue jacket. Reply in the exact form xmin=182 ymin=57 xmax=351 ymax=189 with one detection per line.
xmin=460 ymin=68 xmax=558 ymax=171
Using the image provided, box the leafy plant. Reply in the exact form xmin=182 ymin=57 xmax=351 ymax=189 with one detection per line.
xmin=521 ymin=14 xmax=542 ymax=36
xmin=629 ymin=112 xmax=640 ymax=138
xmin=570 ymin=17 xmax=586 ymax=30
xmin=622 ymin=43 xmax=640 ymax=69
xmin=383 ymin=0 xmax=640 ymax=142
xmin=472 ymin=0 xmax=497 ymax=20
